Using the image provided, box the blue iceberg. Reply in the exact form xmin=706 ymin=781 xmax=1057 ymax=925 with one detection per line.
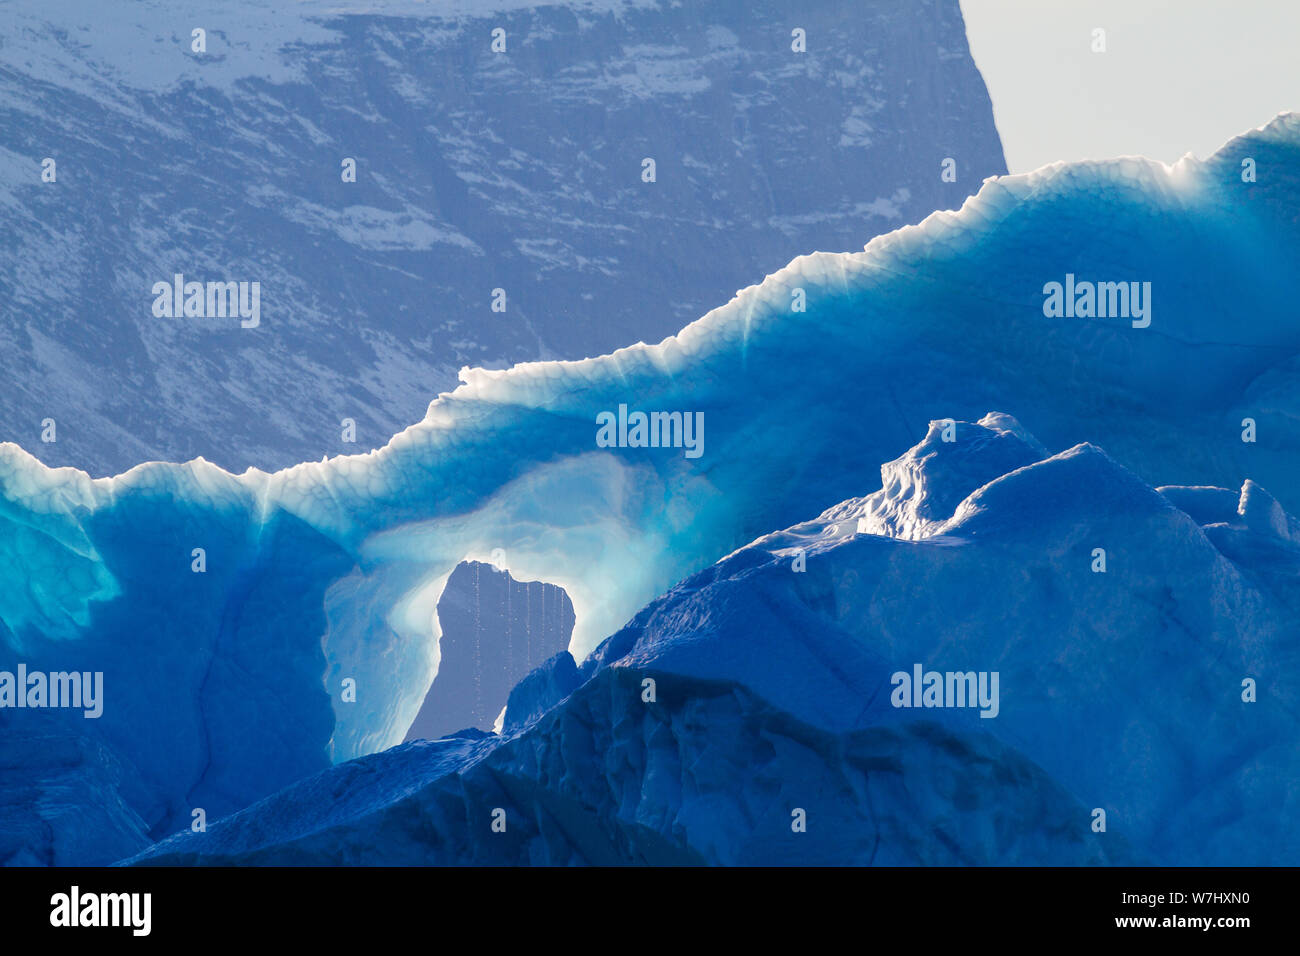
xmin=2 ymin=114 xmax=1299 ymax=864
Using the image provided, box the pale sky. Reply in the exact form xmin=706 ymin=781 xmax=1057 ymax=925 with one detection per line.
xmin=960 ymin=0 xmax=1300 ymax=173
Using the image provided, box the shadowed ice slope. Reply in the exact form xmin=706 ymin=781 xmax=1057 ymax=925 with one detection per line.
xmin=3 ymin=115 xmax=1300 ymax=861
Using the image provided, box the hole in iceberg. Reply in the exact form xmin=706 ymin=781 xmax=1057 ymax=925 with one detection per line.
xmin=403 ymin=561 xmax=574 ymax=741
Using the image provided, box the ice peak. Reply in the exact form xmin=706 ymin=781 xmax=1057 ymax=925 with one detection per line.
xmin=853 ymin=414 xmax=1046 ymax=540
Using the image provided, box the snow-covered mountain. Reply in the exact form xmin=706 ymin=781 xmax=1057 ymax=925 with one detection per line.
xmin=125 ymin=413 xmax=1298 ymax=865
xmin=0 ymin=0 xmax=1005 ymax=477
xmin=2 ymin=111 xmax=1297 ymax=865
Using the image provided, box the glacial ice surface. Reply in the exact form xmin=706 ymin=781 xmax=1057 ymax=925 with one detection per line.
xmin=127 ymin=412 xmax=1300 ymax=865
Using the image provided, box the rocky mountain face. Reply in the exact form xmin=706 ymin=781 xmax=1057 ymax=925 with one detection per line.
xmin=0 ymin=0 xmax=1005 ymax=477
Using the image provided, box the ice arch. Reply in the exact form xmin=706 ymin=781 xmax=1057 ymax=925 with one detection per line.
xmin=1 ymin=115 xmax=1298 ymax=826
xmin=309 ymin=448 xmax=718 ymax=758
